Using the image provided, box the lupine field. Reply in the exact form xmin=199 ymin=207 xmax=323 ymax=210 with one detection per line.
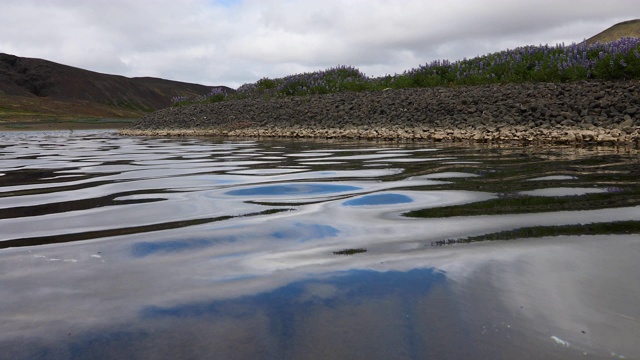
xmin=173 ymin=37 xmax=640 ymax=106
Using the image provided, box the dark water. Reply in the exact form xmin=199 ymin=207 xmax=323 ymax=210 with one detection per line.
xmin=1 ymin=130 xmax=639 ymax=359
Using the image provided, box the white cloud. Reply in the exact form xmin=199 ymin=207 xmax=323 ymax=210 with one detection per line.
xmin=1 ymin=0 xmax=639 ymax=88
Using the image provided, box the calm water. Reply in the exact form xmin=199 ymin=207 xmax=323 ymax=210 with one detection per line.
xmin=1 ymin=130 xmax=639 ymax=359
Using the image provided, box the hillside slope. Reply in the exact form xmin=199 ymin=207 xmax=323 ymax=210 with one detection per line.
xmin=0 ymin=53 xmax=230 ymax=120
xmin=586 ymin=19 xmax=640 ymax=45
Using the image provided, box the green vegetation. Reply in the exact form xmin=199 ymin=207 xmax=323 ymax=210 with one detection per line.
xmin=0 ymin=117 xmax=136 ymax=131
xmin=0 ymin=94 xmax=147 ymax=123
xmin=111 ymin=99 xmax=154 ymax=112
xmin=174 ymin=37 xmax=640 ymax=106
xmin=171 ymin=88 xmax=228 ymax=107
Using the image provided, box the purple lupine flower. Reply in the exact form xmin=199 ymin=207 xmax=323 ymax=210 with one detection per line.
xmin=171 ymin=95 xmax=189 ymax=105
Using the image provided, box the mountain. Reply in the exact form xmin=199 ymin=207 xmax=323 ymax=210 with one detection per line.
xmin=585 ymin=19 xmax=640 ymax=45
xmin=0 ymin=53 xmax=232 ymax=121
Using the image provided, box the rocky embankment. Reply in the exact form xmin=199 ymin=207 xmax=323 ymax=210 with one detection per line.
xmin=122 ymin=80 xmax=640 ymax=145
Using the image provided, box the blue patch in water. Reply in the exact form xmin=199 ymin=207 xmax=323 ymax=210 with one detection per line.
xmin=225 ymin=183 xmax=360 ymax=196
xmin=271 ymin=223 xmax=339 ymax=242
xmin=60 ymin=269 xmax=450 ymax=359
xmin=141 ymin=268 xmax=446 ymax=319
xmin=343 ymin=193 xmax=413 ymax=206
xmin=132 ymin=236 xmax=236 ymax=257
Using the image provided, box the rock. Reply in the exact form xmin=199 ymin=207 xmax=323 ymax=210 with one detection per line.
xmin=560 ymin=111 xmax=574 ymax=119
xmin=619 ymin=116 xmax=634 ymax=130
xmin=123 ymin=80 xmax=640 ymax=146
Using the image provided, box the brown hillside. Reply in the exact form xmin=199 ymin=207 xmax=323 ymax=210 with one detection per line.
xmin=586 ymin=19 xmax=640 ymax=45
xmin=0 ymin=53 xmax=232 ymax=120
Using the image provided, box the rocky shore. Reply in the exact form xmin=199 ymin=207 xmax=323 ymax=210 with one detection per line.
xmin=122 ymin=80 xmax=640 ymax=145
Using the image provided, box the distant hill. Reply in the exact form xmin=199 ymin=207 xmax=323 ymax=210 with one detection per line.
xmin=0 ymin=53 xmax=232 ymax=121
xmin=585 ymin=19 xmax=640 ymax=45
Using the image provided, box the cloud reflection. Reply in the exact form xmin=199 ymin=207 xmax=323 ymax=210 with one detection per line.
xmin=272 ymin=223 xmax=339 ymax=242
xmin=132 ymin=236 xmax=236 ymax=257
xmin=142 ymin=268 xmax=446 ymax=319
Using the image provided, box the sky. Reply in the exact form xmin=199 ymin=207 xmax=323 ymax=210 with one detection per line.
xmin=1 ymin=0 xmax=639 ymax=88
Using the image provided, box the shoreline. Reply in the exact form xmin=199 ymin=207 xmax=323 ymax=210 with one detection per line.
xmin=121 ymin=80 xmax=640 ymax=146
xmin=120 ymin=126 xmax=639 ymax=146
xmin=1 ymin=119 xmax=135 ymax=132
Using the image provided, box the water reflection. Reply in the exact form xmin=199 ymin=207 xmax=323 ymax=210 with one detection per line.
xmin=518 ymin=187 xmax=608 ymax=197
xmin=132 ymin=236 xmax=237 ymax=257
xmin=343 ymin=193 xmax=414 ymax=206
xmin=526 ymin=175 xmax=578 ymax=181
xmin=9 ymin=269 xmax=450 ymax=360
xmin=225 ymin=183 xmax=361 ymax=196
xmin=271 ymin=222 xmax=339 ymax=241
xmin=143 ymin=268 xmax=446 ymax=319
xmin=0 ymin=131 xmax=639 ymax=359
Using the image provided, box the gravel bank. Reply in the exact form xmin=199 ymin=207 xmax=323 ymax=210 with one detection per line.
xmin=122 ymin=80 xmax=640 ymax=145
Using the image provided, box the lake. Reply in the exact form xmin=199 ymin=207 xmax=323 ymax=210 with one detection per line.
xmin=1 ymin=130 xmax=639 ymax=359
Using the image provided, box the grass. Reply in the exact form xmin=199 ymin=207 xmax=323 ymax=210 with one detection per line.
xmin=0 ymin=118 xmax=137 ymax=131
xmin=110 ymin=99 xmax=155 ymax=113
xmin=0 ymin=94 xmax=146 ymax=124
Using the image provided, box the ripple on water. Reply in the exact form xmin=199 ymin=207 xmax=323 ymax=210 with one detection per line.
xmin=225 ymin=183 xmax=362 ymax=197
xmin=412 ymin=172 xmax=480 ymax=179
xmin=2 ymin=132 xmax=640 ymax=359
xmin=519 ymin=187 xmax=608 ymax=197
xmin=367 ymin=157 xmax=452 ymax=163
xmin=343 ymin=193 xmax=413 ymax=206
xmin=525 ymin=175 xmax=578 ymax=181
xmin=227 ymin=168 xmax=309 ymax=175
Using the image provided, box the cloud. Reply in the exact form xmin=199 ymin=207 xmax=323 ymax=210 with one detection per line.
xmin=1 ymin=0 xmax=639 ymax=88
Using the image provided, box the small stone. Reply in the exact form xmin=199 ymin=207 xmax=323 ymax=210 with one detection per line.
xmin=619 ymin=117 xmax=634 ymax=130
xmin=560 ymin=111 xmax=574 ymax=119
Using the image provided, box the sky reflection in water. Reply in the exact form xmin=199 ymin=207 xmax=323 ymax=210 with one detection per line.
xmin=1 ymin=131 xmax=639 ymax=359
xmin=343 ymin=193 xmax=414 ymax=206
xmin=225 ymin=183 xmax=361 ymax=196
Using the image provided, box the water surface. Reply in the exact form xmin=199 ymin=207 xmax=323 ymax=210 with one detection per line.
xmin=1 ymin=131 xmax=639 ymax=359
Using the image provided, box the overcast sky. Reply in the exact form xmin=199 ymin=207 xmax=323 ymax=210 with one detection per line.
xmin=1 ymin=0 xmax=639 ymax=88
